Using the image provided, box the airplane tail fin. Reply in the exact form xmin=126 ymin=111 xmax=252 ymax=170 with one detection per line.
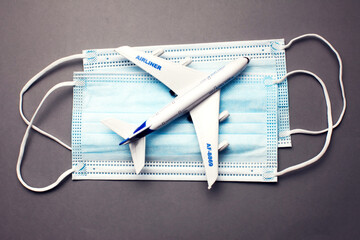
xmin=101 ymin=118 xmax=146 ymax=174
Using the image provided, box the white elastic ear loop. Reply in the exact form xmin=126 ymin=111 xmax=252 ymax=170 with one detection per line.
xmin=274 ymin=70 xmax=333 ymax=176
xmin=17 ymin=81 xmax=80 ymax=192
xmin=19 ymin=54 xmax=84 ymax=151
xmin=279 ymin=33 xmax=345 ymax=137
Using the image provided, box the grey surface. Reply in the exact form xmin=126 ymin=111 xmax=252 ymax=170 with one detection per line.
xmin=1 ymin=0 xmax=359 ymax=239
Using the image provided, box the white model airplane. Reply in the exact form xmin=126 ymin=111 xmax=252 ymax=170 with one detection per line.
xmin=102 ymin=46 xmax=249 ymax=189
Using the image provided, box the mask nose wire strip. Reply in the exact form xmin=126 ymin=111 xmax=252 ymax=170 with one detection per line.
xmin=279 ymin=33 xmax=345 ymax=137
xmin=274 ymin=70 xmax=333 ymax=176
xmin=19 ymin=54 xmax=85 ymax=151
xmin=17 ymin=81 xmax=77 ymax=192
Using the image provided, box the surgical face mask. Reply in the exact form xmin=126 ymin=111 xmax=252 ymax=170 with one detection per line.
xmin=71 ymin=71 xmax=278 ymax=182
xmin=17 ymin=34 xmax=346 ymax=192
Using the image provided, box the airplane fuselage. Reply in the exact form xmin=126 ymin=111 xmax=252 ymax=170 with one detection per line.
xmin=120 ymin=57 xmax=249 ymax=145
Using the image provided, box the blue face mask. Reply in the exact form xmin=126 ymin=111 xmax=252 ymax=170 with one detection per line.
xmin=72 ymin=70 xmax=278 ymax=182
xmin=17 ymin=34 xmax=346 ymax=192
xmin=72 ymin=39 xmax=285 ymax=182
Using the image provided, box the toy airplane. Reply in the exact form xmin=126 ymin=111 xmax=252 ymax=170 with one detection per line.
xmin=102 ymin=46 xmax=249 ymax=189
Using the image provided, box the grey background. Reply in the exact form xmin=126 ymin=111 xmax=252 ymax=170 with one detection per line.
xmin=1 ymin=0 xmax=359 ymax=239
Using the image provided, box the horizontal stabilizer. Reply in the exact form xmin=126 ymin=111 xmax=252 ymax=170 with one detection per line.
xmin=101 ymin=118 xmax=135 ymax=138
xmin=101 ymin=118 xmax=146 ymax=174
xmin=129 ymin=138 xmax=146 ymax=174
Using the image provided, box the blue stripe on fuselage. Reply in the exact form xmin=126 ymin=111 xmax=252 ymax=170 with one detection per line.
xmin=133 ymin=121 xmax=147 ymax=134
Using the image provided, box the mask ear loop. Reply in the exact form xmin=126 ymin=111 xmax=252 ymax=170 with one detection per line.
xmin=274 ymin=70 xmax=333 ymax=176
xmin=17 ymin=81 xmax=85 ymax=192
xmin=19 ymin=54 xmax=84 ymax=151
xmin=278 ymin=33 xmax=346 ymax=138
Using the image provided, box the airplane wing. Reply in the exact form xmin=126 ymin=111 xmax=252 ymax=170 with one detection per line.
xmin=189 ymin=91 xmax=220 ymax=189
xmin=101 ymin=118 xmax=146 ymax=174
xmin=115 ymin=46 xmax=208 ymax=95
